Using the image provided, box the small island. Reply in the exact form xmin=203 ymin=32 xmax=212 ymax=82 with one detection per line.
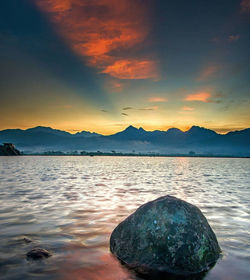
xmin=0 ymin=143 xmax=21 ymax=156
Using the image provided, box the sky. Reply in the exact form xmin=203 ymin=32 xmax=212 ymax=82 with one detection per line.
xmin=0 ymin=0 xmax=249 ymax=134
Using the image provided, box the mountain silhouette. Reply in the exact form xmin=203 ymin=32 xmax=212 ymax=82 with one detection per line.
xmin=0 ymin=125 xmax=249 ymax=156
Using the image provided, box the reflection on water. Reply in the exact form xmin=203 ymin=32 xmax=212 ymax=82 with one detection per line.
xmin=0 ymin=156 xmax=249 ymax=280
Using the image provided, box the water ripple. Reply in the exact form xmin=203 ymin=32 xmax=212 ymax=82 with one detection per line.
xmin=0 ymin=156 xmax=249 ymax=280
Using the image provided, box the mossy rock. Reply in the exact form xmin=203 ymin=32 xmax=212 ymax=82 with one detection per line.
xmin=110 ymin=195 xmax=221 ymax=276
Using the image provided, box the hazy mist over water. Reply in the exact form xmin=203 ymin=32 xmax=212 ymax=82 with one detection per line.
xmin=0 ymin=156 xmax=249 ymax=280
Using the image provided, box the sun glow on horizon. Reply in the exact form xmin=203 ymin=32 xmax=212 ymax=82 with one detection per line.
xmin=0 ymin=0 xmax=249 ymax=137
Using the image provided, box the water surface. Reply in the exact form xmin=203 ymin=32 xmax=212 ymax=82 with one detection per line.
xmin=0 ymin=156 xmax=249 ymax=280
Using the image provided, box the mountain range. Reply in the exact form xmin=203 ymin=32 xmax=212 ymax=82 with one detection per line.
xmin=0 ymin=125 xmax=249 ymax=156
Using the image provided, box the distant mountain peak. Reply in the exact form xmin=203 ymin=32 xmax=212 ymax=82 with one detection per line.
xmin=110 ymin=125 xmax=148 ymax=139
xmin=167 ymin=127 xmax=183 ymax=133
xmin=125 ymin=125 xmax=138 ymax=130
xmin=27 ymin=126 xmax=62 ymax=132
xmin=75 ymin=130 xmax=101 ymax=137
xmin=27 ymin=126 xmax=51 ymax=130
xmin=123 ymin=125 xmax=148 ymax=133
xmin=182 ymin=126 xmax=218 ymax=143
xmin=0 ymin=125 xmax=249 ymax=156
xmin=189 ymin=125 xmax=204 ymax=130
xmin=26 ymin=126 xmax=72 ymax=137
xmin=187 ymin=126 xmax=217 ymax=134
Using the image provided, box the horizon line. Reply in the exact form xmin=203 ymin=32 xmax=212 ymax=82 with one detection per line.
xmin=0 ymin=124 xmax=249 ymax=136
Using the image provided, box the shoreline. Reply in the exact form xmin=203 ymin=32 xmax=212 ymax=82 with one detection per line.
xmin=13 ymin=154 xmax=250 ymax=159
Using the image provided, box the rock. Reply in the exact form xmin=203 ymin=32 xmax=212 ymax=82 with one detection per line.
xmin=26 ymin=248 xmax=52 ymax=260
xmin=110 ymin=195 xmax=221 ymax=276
xmin=0 ymin=143 xmax=21 ymax=156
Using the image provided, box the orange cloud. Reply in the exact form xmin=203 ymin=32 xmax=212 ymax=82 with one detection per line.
xmin=241 ymin=0 xmax=250 ymax=13
xmin=148 ymin=97 xmax=168 ymax=102
xmin=102 ymin=59 xmax=157 ymax=80
xmin=197 ymin=65 xmax=219 ymax=81
xmin=33 ymin=0 xmax=158 ymax=80
xmin=185 ymin=92 xmax=211 ymax=102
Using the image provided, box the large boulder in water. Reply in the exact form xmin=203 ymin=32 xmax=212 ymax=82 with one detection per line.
xmin=110 ymin=195 xmax=221 ymax=276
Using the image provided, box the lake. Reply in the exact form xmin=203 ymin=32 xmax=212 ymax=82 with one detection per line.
xmin=0 ymin=156 xmax=249 ymax=280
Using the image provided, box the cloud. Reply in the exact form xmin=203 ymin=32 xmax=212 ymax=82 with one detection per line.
xmin=207 ymin=92 xmax=224 ymax=103
xmin=121 ymin=113 xmax=128 ymax=116
xmin=122 ymin=107 xmax=133 ymax=110
xmin=101 ymin=109 xmax=108 ymax=113
xmin=197 ymin=65 xmax=219 ymax=81
xmin=228 ymin=35 xmax=240 ymax=42
xmin=148 ymin=97 xmax=168 ymax=103
xmin=107 ymin=80 xmax=124 ymax=92
xmin=122 ymin=106 xmax=158 ymax=111
xmin=185 ymin=92 xmax=211 ymax=102
xmin=139 ymin=106 xmax=158 ymax=111
xmin=241 ymin=0 xmax=250 ymax=13
xmin=185 ymin=91 xmax=223 ymax=103
xmin=182 ymin=106 xmax=194 ymax=111
xmin=34 ymin=0 xmax=158 ymax=80
xmin=101 ymin=59 xmax=158 ymax=80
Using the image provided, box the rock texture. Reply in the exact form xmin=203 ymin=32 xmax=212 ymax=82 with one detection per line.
xmin=0 ymin=143 xmax=21 ymax=155
xmin=110 ymin=195 xmax=221 ymax=276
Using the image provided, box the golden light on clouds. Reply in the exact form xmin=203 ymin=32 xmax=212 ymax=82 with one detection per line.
xmin=34 ymin=0 xmax=158 ymax=80
xmin=101 ymin=59 xmax=158 ymax=80
xmin=148 ymin=97 xmax=168 ymax=102
xmin=185 ymin=92 xmax=211 ymax=102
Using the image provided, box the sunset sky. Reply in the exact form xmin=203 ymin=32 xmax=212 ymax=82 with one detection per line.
xmin=0 ymin=0 xmax=249 ymax=134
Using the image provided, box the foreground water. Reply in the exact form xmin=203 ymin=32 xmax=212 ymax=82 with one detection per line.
xmin=0 ymin=156 xmax=249 ymax=280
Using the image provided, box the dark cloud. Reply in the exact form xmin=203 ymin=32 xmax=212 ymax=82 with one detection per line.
xmin=138 ymin=106 xmax=158 ymax=111
xmin=122 ymin=107 xmax=133 ymax=110
xmin=122 ymin=106 xmax=158 ymax=111
xmin=121 ymin=113 xmax=128 ymax=116
xmin=101 ymin=110 xmax=108 ymax=113
xmin=207 ymin=92 xmax=224 ymax=104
